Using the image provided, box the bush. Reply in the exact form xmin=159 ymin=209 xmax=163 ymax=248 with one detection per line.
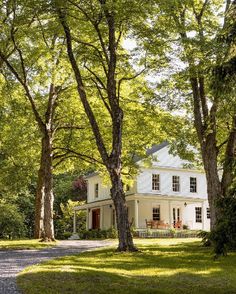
xmin=211 ymin=194 xmax=236 ymax=257
xmin=0 ymin=202 xmax=26 ymax=239
xmin=62 ymin=232 xmax=73 ymax=239
xmin=200 ymin=191 xmax=236 ymax=257
xmin=81 ymin=228 xmax=118 ymax=239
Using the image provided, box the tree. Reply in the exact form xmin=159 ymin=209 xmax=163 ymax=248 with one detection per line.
xmin=54 ymin=0 xmax=157 ymax=251
xmin=0 ymin=0 xmax=83 ymax=240
xmin=140 ymin=0 xmax=236 ymax=229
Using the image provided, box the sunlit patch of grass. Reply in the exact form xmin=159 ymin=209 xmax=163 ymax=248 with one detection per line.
xmin=17 ymin=238 xmax=236 ymax=294
xmin=0 ymin=239 xmax=56 ymax=250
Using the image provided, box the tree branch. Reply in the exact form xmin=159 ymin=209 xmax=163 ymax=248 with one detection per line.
xmin=57 ymin=7 xmax=109 ymax=164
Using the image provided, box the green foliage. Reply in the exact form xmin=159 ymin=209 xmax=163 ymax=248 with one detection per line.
xmin=199 ymin=188 xmax=236 ymax=257
xmin=211 ymin=194 xmax=236 ymax=257
xmin=54 ymin=200 xmax=86 ymax=239
xmin=81 ymin=228 xmax=118 ymax=239
xmin=15 ymin=191 xmax=36 ymax=238
xmin=0 ymin=202 xmax=26 ymax=239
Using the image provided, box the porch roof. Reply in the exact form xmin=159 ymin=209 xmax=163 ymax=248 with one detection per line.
xmin=74 ymin=193 xmax=206 ymax=211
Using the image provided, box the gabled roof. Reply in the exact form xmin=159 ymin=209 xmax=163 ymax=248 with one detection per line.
xmin=134 ymin=141 xmax=169 ymax=162
xmin=146 ymin=141 xmax=169 ymax=156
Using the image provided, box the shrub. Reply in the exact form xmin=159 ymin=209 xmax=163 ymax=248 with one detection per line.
xmin=200 ymin=190 xmax=236 ymax=257
xmin=0 ymin=202 xmax=26 ymax=239
xmin=211 ymin=194 xmax=236 ymax=257
xmin=62 ymin=232 xmax=73 ymax=239
xmin=81 ymin=228 xmax=118 ymax=239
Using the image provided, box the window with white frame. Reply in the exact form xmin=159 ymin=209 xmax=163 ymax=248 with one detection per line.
xmin=94 ymin=183 xmax=99 ymax=198
xmin=152 ymin=174 xmax=160 ymax=191
xmin=195 ymin=207 xmax=202 ymax=223
xmin=207 ymin=208 xmax=210 ymax=219
xmin=152 ymin=206 xmax=160 ymax=221
xmin=172 ymin=176 xmax=180 ymax=192
xmin=190 ymin=177 xmax=197 ymax=193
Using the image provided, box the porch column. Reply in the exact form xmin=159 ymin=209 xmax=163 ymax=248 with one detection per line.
xmin=86 ymin=209 xmax=89 ymax=230
xmin=168 ymin=200 xmax=172 ymax=226
xmin=73 ymin=210 xmax=77 ymax=234
xmin=100 ymin=206 xmax=103 ymax=229
xmin=134 ymin=200 xmax=139 ymax=228
xmin=202 ymin=202 xmax=205 ymax=230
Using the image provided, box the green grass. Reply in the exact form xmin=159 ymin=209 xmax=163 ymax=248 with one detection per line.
xmin=17 ymin=238 xmax=236 ymax=294
xmin=0 ymin=239 xmax=56 ymax=250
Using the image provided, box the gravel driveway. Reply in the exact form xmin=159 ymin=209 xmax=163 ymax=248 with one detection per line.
xmin=0 ymin=240 xmax=113 ymax=294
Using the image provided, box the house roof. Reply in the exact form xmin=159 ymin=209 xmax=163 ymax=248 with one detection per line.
xmin=134 ymin=141 xmax=169 ymax=162
xmin=146 ymin=141 xmax=169 ymax=156
xmin=84 ymin=171 xmax=99 ymax=179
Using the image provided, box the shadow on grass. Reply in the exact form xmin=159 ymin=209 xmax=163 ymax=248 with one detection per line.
xmin=17 ymin=242 xmax=236 ymax=294
xmin=18 ymin=267 xmax=236 ymax=294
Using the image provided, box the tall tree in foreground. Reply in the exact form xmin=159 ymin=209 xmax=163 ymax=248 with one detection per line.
xmin=56 ymin=0 xmax=148 ymax=251
xmin=142 ymin=0 xmax=236 ymax=229
xmin=0 ymin=1 xmax=77 ymax=240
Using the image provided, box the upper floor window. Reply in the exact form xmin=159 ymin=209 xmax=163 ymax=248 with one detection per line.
xmin=195 ymin=207 xmax=202 ymax=223
xmin=152 ymin=174 xmax=160 ymax=191
xmin=206 ymin=208 xmax=210 ymax=219
xmin=94 ymin=183 xmax=99 ymax=198
xmin=172 ymin=176 xmax=180 ymax=192
xmin=190 ymin=177 xmax=197 ymax=193
xmin=153 ymin=206 xmax=160 ymax=221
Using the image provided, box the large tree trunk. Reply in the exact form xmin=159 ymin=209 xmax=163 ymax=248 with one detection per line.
xmin=42 ymin=132 xmax=55 ymax=241
xmin=190 ymin=76 xmax=222 ymax=230
xmin=109 ymin=170 xmax=137 ymax=252
xmin=34 ymin=140 xmax=45 ymax=239
xmin=201 ymin=139 xmax=222 ymax=230
xmin=34 ymin=133 xmax=55 ymax=241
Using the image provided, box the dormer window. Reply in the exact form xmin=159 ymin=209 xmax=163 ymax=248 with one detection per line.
xmin=172 ymin=176 xmax=180 ymax=192
xmin=94 ymin=183 xmax=99 ymax=198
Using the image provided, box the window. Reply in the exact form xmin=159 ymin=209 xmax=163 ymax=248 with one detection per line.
xmin=172 ymin=176 xmax=180 ymax=192
xmin=195 ymin=207 xmax=202 ymax=223
xmin=207 ymin=208 xmax=210 ymax=219
xmin=94 ymin=183 xmax=99 ymax=198
xmin=153 ymin=206 xmax=160 ymax=221
xmin=152 ymin=174 xmax=160 ymax=191
xmin=190 ymin=177 xmax=197 ymax=193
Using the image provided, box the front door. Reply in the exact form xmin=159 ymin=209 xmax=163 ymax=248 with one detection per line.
xmin=173 ymin=207 xmax=181 ymax=228
xmin=92 ymin=209 xmax=100 ymax=229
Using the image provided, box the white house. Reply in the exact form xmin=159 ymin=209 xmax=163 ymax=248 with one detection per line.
xmin=73 ymin=142 xmax=210 ymax=234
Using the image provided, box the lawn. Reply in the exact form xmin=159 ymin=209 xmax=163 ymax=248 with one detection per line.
xmin=0 ymin=239 xmax=56 ymax=250
xmin=17 ymin=238 xmax=236 ymax=294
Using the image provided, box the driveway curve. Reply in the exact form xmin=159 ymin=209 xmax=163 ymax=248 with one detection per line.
xmin=0 ymin=240 xmax=113 ymax=294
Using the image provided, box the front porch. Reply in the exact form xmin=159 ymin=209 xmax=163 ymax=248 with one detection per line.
xmin=72 ymin=195 xmax=210 ymax=237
